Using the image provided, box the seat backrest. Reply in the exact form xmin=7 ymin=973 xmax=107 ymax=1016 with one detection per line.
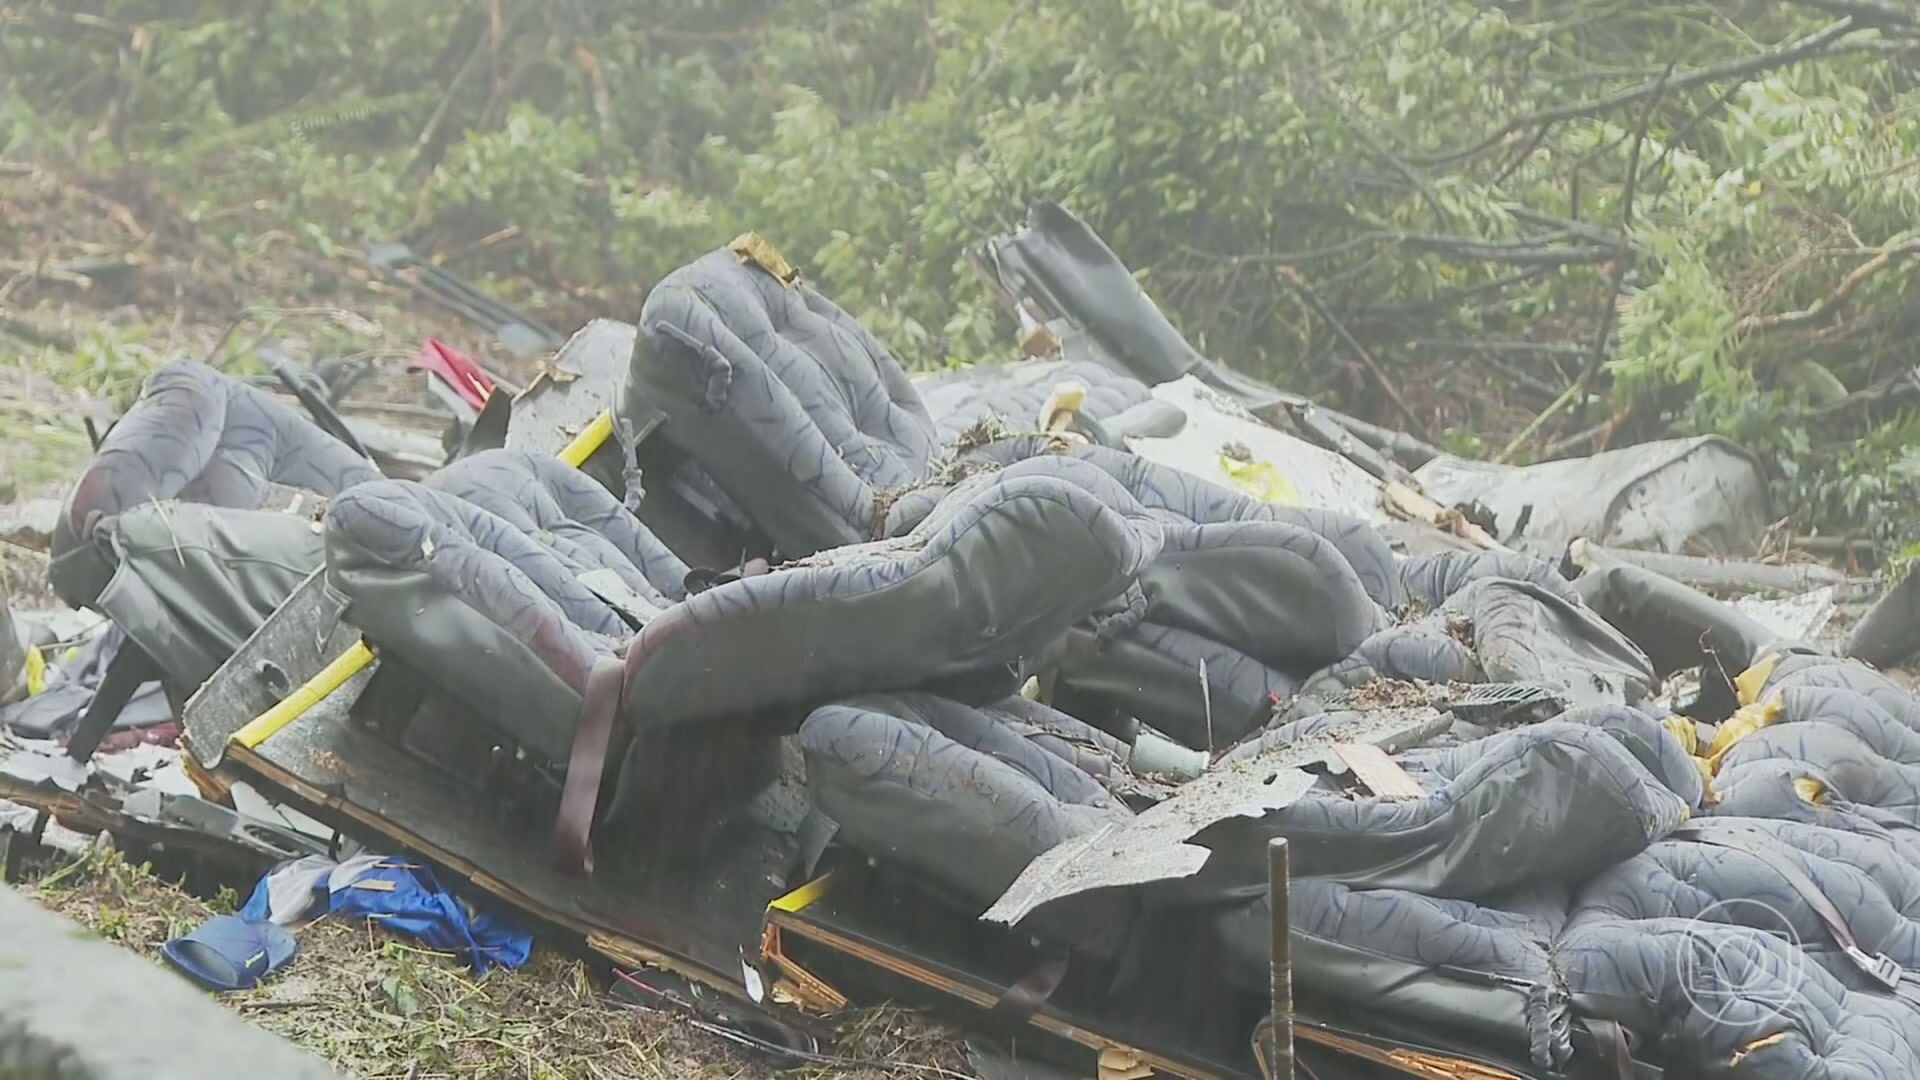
xmin=619 ymin=456 xmax=1165 ymax=731
xmin=958 ymin=438 xmax=1405 ymax=610
xmin=427 ymin=450 xmax=690 ymax=614
xmin=326 ymin=450 xmax=692 ymax=763
xmin=634 ymin=246 xmax=938 ymax=556
xmin=51 ymin=360 xmax=381 ymax=610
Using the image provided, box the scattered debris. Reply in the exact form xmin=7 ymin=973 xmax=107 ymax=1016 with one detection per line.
xmin=1416 ymin=436 xmax=1771 ymax=555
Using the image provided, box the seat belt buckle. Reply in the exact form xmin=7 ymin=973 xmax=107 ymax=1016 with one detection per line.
xmin=1846 ymin=945 xmax=1903 ymax=991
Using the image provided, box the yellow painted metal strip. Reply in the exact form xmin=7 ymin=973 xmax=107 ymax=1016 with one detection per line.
xmin=558 ymin=410 xmax=614 ymax=468
xmin=229 ymin=409 xmax=616 ymax=752
xmin=230 ymin=640 xmax=374 ymax=748
xmin=768 ymin=872 xmax=836 ymax=914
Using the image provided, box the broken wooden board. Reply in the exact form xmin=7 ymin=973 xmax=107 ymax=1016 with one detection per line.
xmin=1333 ymin=742 xmax=1424 ymax=799
xmin=1381 ymin=480 xmax=1509 ymax=553
xmin=219 ymin=700 xmax=789 ymax=992
xmin=770 ymin=880 xmax=1243 ymax=1080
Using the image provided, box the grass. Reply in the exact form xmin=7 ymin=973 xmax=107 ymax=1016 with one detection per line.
xmin=24 ymin=848 xmax=968 ymax=1080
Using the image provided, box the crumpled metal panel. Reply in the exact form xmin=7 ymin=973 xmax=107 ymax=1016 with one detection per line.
xmin=180 ymin=569 xmax=370 ymax=768
xmin=1414 ymin=435 xmax=1768 ymax=555
xmin=1128 ymin=377 xmax=1390 ymax=527
xmin=984 ymin=707 xmax=1445 ymax=927
xmin=506 ymin=319 xmax=636 ymax=458
xmin=1731 ymin=587 xmax=1838 ymax=645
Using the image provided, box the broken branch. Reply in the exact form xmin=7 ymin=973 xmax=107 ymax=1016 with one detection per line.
xmin=1421 ymin=18 xmax=1863 ymax=166
xmin=1734 ymin=241 xmax=1920 ymax=334
xmin=1277 ymin=265 xmax=1430 ymax=439
xmin=1498 ymin=65 xmax=1669 ymax=464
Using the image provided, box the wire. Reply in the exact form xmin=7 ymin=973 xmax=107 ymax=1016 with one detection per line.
xmin=609 ymin=968 xmax=976 ymax=1080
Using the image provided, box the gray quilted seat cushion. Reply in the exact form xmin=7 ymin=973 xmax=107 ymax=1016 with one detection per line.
xmin=1217 ymin=879 xmax=1573 ymax=1068
xmin=1399 ymin=550 xmax=1578 ymax=611
xmin=1704 ymin=657 xmax=1920 ymax=826
xmin=1206 ymin=693 xmax=1920 ymax=1076
xmin=896 ymin=439 xmax=1402 ymax=747
xmin=634 ymin=249 xmax=1403 ymax=748
xmin=1762 ymin=654 xmax=1920 ymax=736
xmin=1224 ymin=889 xmax=1920 ymax=1076
xmin=1023 ymin=458 xmax=1391 ymax=749
xmin=615 ymin=456 xmax=1162 ymax=739
xmin=1558 ymin=704 xmax=1707 ymax=809
xmin=1559 ymin=918 xmax=1920 ymax=1077
xmin=1719 ymin=724 xmax=1920 ymax=821
xmin=50 ymin=359 xmax=379 ymax=611
xmin=429 ymin=451 xmax=691 ymax=617
xmin=325 ymin=450 xmax=1162 ymax=766
xmin=951 ymin=438 xmax=1403 ymax=610
xmin=799 ymin=691 xmax=1130 ymax=908
xmin=42 ymin=359 xmax=380 ymax=690
xmin=635 ymin=248 xmax=939 ymax=556
xmin=1743 ymin=683 xmax=1920 ymax=767
xmin=1193 ymin=720 xmax=1688 ymax=902
xmin=1570 ymin=815 xmax=1920 ymax=987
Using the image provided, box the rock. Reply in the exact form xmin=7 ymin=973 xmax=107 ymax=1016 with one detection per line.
xmin=0 ymin=498 xmax=60 ymax=552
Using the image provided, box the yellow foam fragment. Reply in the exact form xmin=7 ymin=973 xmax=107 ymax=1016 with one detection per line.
xmin=1695 ymin=760 xmax=1718 ymax=805
xmin=1729 ymin=1031 xmax=1787 ymax=1066
xmin=1793 ymin=777 xmax=1828 ymax=805
xmin=1039 ymin=381 xmax=1088 ymax=434
xmin=728 ymin=232 xmax=798 ymax=284
xmin=23 ymin=646 xmax=46 ymax=696
xmin=1662 ymin=713 xmax=1698 ymax=755
xmin=1706 ymin=694 xmax=1783 ymax=772
xmin=1734 ymin=654 xmax=1779 ymax=707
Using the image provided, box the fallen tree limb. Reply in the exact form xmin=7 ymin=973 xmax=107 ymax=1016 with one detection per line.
xmin=1498 ymin=66 xmax=1667 ymax=464
xmin=1420 ymin=18 xmax=1864 ymax=166
xmin=1734 ymin=241 xmax=1920 ymax=334
xmin=1277 ymin=265 xmax=1430 ymax=439
xmin=1792 ymin=0 xmax=1918 ymax=31
xmin=1845 ymin=564 xmax=1920 ymax=668
xmin=1578 ymin=542 xmax=1859 ymax=596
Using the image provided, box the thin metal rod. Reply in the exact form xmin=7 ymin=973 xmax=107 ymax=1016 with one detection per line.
xmin=1269 ymin=837 xmax=1295 ymax=1078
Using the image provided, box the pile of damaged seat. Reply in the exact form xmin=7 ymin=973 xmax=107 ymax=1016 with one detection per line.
xmin=44 ymin=231 xmax=1920 ymax=1078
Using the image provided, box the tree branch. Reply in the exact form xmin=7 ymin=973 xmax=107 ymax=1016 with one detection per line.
xmin=1734 ymin=241 xmax=1920 ymax=334
xmin=1790 ymin=1 xmax=1917 ymax=31
xmin=1498 ymin=65 xmax=1670 ymax=464
xmin=1277 ymin=265 xmax=1430 ymax=438
xmin=1418 ymin=18 xmax=1863 ymax=167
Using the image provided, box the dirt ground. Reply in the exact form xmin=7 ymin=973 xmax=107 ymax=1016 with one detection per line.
xmin=0 ymin=158 xmax=972 ymax=1079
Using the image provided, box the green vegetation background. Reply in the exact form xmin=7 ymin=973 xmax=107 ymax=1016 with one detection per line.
xmin=4 ymin=0 xmax=1917 ymax=551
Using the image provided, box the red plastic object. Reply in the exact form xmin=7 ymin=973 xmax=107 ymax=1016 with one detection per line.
xmin=410 ymin=339 xmax=495 ymax=412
